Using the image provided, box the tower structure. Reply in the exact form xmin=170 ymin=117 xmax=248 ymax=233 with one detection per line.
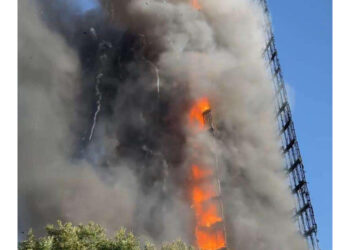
xmin=100 ymin=1 xmax=320 ymax=249
xmin=257 ymin=1 xmax=320 ymax=249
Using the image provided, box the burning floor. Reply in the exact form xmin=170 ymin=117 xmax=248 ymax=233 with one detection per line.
xmin=188 ymin=99 xmax=227 ymax=249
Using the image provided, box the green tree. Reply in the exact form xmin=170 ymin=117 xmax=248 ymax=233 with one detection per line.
xmin=161 ymin=240 xmax=195 ymax=250
xmin=19 ymin=221 xmax=194 ymax=250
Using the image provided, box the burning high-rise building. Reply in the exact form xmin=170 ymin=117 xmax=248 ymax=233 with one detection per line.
xmin=18 ymin=0 xmax=319 ymax=249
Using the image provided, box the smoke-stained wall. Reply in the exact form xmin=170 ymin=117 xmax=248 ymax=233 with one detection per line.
xmin=18 ymin=0 xmax=306 ymax=249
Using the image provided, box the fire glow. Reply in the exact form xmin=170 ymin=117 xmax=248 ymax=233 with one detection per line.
xmin=189 ymin=98 xmax=226 ymax=249
xmin=189 ymin=97 xmax=211 ymax=130
xmin=191 ymin=0 xmax=201 ymax=10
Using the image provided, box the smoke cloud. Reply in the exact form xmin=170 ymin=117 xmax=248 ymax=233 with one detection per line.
xmin=18 ymin=0 xmax=306 ymax=249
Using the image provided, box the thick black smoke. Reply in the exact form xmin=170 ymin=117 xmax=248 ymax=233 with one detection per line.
xmin=19 ymin=0 xmax=193 ymax=243
xmin=18 ymin=0 xmax=307 ymax=249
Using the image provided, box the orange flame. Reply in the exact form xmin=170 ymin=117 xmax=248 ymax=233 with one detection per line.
xmin=192 ymin=185 xmax=216 ymax=204
xmin=192 ymin=165 xmax=213 ymax=180
xmin=189 ymin=97 xmax=211 ymax=129
xmin=188 ymin=96 xmax=226 ymax=249
xmin=191 ymin=165 xmax=226 ymax=249
xmin=195 ymin=228 xmax=226 ymax=250
xmin=195 ymin=202 xmax=223 ymax=228
xmin=191 ymin=0 xmax=201 ymax=10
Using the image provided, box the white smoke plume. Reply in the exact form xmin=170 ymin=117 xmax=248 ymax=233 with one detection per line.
xmin=18 ymin=0 xmax=306 ymax=249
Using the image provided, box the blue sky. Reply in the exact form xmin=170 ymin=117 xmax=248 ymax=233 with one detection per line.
xmin=73 ymin=0 xmax=332 ymax=248
xmin=73 ymin=0 xmax=99 ymax=12
xmin=268 ymin=0 xmax=332 ymax=249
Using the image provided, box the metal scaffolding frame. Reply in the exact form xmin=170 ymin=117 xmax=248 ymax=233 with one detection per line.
xmin=257 ymin=0 xmax=320 ymax=249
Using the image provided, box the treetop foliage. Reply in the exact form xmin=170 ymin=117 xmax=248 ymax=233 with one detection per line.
xmin=19 ymin=221 xmax=195 ymax=250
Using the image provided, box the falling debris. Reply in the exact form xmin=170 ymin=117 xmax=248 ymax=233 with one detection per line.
xmin=88 ymin=73 xmax=103 ymax=142
xmin=90 ymin=27 xmax=98 ymax=40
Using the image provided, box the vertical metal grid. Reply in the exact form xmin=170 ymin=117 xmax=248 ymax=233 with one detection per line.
xmin=257 ymin=0 xmax=320 ymax=249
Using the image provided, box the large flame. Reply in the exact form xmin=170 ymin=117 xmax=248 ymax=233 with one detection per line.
xmin=195 ymin=229 xmax=226 ymax=250
xmin=191 ymin=164 xmax=226 ymax=249
xmin=187 ymin=2 xmax=226 ymax=248
xmin=192 ymin=185 xmax=223 ymax=228
xmin=189 ymin=97 xmax=211 ymax=129
xmin=192 ymin=185 xmax=216 ymax=204
xmin=188 ymin=98 xmax=226 ymax=249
